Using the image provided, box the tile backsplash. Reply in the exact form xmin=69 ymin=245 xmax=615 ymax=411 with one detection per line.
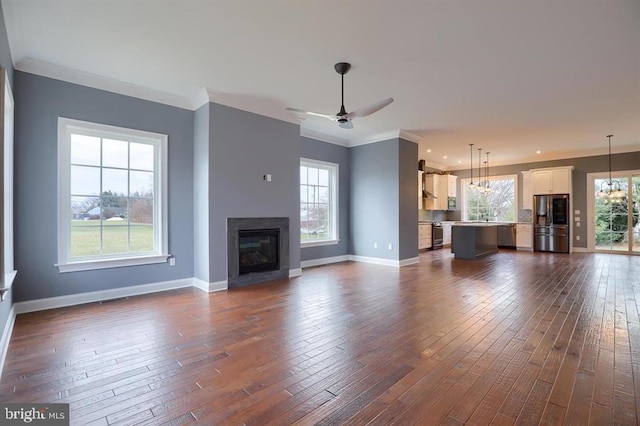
xmin=518 ymin=209 xmax=532 ymax=222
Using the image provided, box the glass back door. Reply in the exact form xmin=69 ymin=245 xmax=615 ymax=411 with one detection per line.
xmin=593 ymin=174 xmax=639 ymax=253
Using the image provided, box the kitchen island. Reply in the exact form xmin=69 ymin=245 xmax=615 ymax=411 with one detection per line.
xmin=451 ymin=223 xmax=499 ymax=259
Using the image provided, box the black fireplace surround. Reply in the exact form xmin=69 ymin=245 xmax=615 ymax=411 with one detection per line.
xmin=227 ymin=217 xmax=289 ymax=288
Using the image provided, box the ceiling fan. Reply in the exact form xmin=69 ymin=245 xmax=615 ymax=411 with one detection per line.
xmin=286 ymin=62 xmax=394 ymax=129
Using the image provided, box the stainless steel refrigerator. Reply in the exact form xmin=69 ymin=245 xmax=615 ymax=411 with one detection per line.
xmin=534 ymin=194 xmax=570 ymax=253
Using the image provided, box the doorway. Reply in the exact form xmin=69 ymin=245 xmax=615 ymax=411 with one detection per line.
xmin=589 ymin=172 xmax=640 ymax=253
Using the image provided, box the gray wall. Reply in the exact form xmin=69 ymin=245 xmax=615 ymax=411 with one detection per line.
xmin=208 ymin=103 xmax=300 ymax=282
xmin=300 ymin=137 xmax=350 ymax=261
xmin=193 ymin=104 xmax=210 ymax=282
xmin=350 ymin=138 xmax=418 ymax=261
xmin=0 ymin=2 xmax=13 ymax=344
xmin=450 ymin=151 xmax=640 ymax=248
xmin=13 ymin=72 xmax=195 ymax=301
xmin=398 ymin=139 xmax=418 ymax=260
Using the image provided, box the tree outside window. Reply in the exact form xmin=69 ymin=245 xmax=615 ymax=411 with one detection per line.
xmin=463 ymin=176 xmax=517 ymax=222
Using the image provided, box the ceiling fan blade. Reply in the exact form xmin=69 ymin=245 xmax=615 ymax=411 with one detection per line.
xmin=348 ymin=97 xmax=394 ymax=119
xmin=285 ymin=107 xmax=336 ymax=121
xmin=339 ymin=121 xmax=354 ymax=129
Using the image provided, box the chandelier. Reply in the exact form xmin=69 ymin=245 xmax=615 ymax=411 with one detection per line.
xmin=478 ymin=151 xmax=492 ymax=193
xmin=597 ymin=134 xmax=625 ymax=203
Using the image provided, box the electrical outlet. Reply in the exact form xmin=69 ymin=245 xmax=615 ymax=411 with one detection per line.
xmin=169 ymin=257 xmax=176 ymax=266
xmin=373 ymin=242 xmax=378 ymax=249
xmin=388 ymin=243 xmax=393 ymax=250
xmin=576 ymin=235 xmax=581 ymax=241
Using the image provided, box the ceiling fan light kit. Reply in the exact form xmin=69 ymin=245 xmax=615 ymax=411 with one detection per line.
xmin=286 ymin=62 xmax=393 ymax=130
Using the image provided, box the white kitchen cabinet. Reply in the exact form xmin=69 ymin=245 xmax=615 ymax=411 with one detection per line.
xmin=419 ymin=223 xmax=432 ymax=250
xmin=531 ymin=167 xmax=572 ymax=195
xmin=442 ymin=222 xmax=453 ymax=246
xmin=521 ymin=171 xmax=533 ymax=210
xmin=516 ymin=223 xmax=533 ymax=250
xmin=424 ymin=174 xmax=456 ymax=210
xmin=447 ymin=175 xmax=457 ymax=197
xmin=424 ymin=174 xmax=443 ymax=210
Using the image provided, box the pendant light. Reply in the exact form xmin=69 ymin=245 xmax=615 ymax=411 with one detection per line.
xmin=484 ymin=151 xmax=491 ymax=192
xmin=467 ymin=144 xmax=476 ymax=188
xmin=597 ymin=135 xmax=625 ymax=203
xmin=477 ymin=147 xmax=484 ymax=192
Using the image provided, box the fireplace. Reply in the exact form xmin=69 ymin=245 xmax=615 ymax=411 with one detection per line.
xmin=238 ymin=229 xmax=279 ymax=275
xmin=227 ymin=217 xmax=289 ymax=288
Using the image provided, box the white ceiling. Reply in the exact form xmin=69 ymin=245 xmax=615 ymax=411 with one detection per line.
xmin=3 ymin=0 xmax=639 ymax=169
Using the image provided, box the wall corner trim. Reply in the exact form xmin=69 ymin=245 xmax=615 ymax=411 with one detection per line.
xmin=0 ymin=305 xmax=17 ymax=379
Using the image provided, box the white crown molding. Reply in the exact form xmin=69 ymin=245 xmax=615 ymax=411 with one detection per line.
xmin=191 ymin=87 xmax=219 ymax=110
xmin=351 ymin=129 xmax=421 ymax=147
xmin=424 ymin=160 xmax=448 ymax=171
xmin=15 ymin=58 xmax=193 ymax=110
xmin=398 ymin=130 xmax=422 ymax=144
xmin=300 ymin=128 xmax=350 ymax=146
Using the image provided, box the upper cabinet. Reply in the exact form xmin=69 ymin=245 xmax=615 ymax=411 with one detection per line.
xmin=424 ymin=174 xmax=457 ymax=210
xmin=531 ymin=166 xmax=573 ymax=195
xmin=447 ymin=175 xmax=457 ymax=198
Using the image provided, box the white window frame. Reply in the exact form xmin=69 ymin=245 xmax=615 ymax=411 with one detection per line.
xmin=300 ymin=158 xmax=339 ymax=247
xmin=460 ymin=174 xmax=519 ymax=222
xmin=57 ymin=118 xmax=169 ymax=272
xmin=1 ymin=69 xmax=16 ymax=295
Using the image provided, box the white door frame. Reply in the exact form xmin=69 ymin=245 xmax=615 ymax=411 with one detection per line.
xmin=586 ymin=169 xmax=640 ymax=253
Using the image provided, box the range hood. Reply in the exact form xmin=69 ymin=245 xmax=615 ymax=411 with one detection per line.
xmin=423 ymin=189 xmax=437 ymax=199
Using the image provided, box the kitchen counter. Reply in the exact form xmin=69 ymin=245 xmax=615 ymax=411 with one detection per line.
xmin=451 ymin=224 xmax=499 ymax=259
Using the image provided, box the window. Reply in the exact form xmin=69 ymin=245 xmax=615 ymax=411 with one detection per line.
xmin=460 ymin=174 xmax=518 ymax=222
xmin=300 ymin=158 xmax=338 ymax=246
xmin=1 ymin=69 xmax=16 ymax=295
xmin=57 ymin=118 xmax=168 ymax=272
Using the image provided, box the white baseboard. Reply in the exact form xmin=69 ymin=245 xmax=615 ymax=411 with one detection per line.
xmin=288 ymin=268 xmax=302 ymax=278
xmin=572 ymin=247 xmax=590 ymax=253
xmin=0 ymin=304 xmax=16 ymax=378
xmin=348 ymin=255 xmax=415 ymax=268
xmin=193 ymin=278 xmax=228 ymax=292
xmin=301 ymin=255 xmax=349 ymax=268
xmin=399 ymin=257 xmax=420 ymax=266
xmin=14 ymin=278 xmax=194 ymax=314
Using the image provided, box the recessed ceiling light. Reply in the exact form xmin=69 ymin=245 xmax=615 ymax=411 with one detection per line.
xmin=427 ymin=149 xmax=432 ymax=153
xmin=536 ymin=150 xmax=541 ymax=154
xmin=457 ymin=160 xmax=462 ymax=164
xmin=443 ymin=156 xmax=448 ymax=159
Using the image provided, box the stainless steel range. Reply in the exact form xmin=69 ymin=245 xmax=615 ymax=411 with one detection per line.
xmin=432 ymin=222 xmax=444 ymax=250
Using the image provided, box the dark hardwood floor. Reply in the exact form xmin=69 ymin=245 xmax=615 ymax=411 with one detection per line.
xmin=1 ymin=250 xmax=639 ymax=425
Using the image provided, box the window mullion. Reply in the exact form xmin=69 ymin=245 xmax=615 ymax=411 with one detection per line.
xmin=99 ymin=137 xmax=104 ymax=256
